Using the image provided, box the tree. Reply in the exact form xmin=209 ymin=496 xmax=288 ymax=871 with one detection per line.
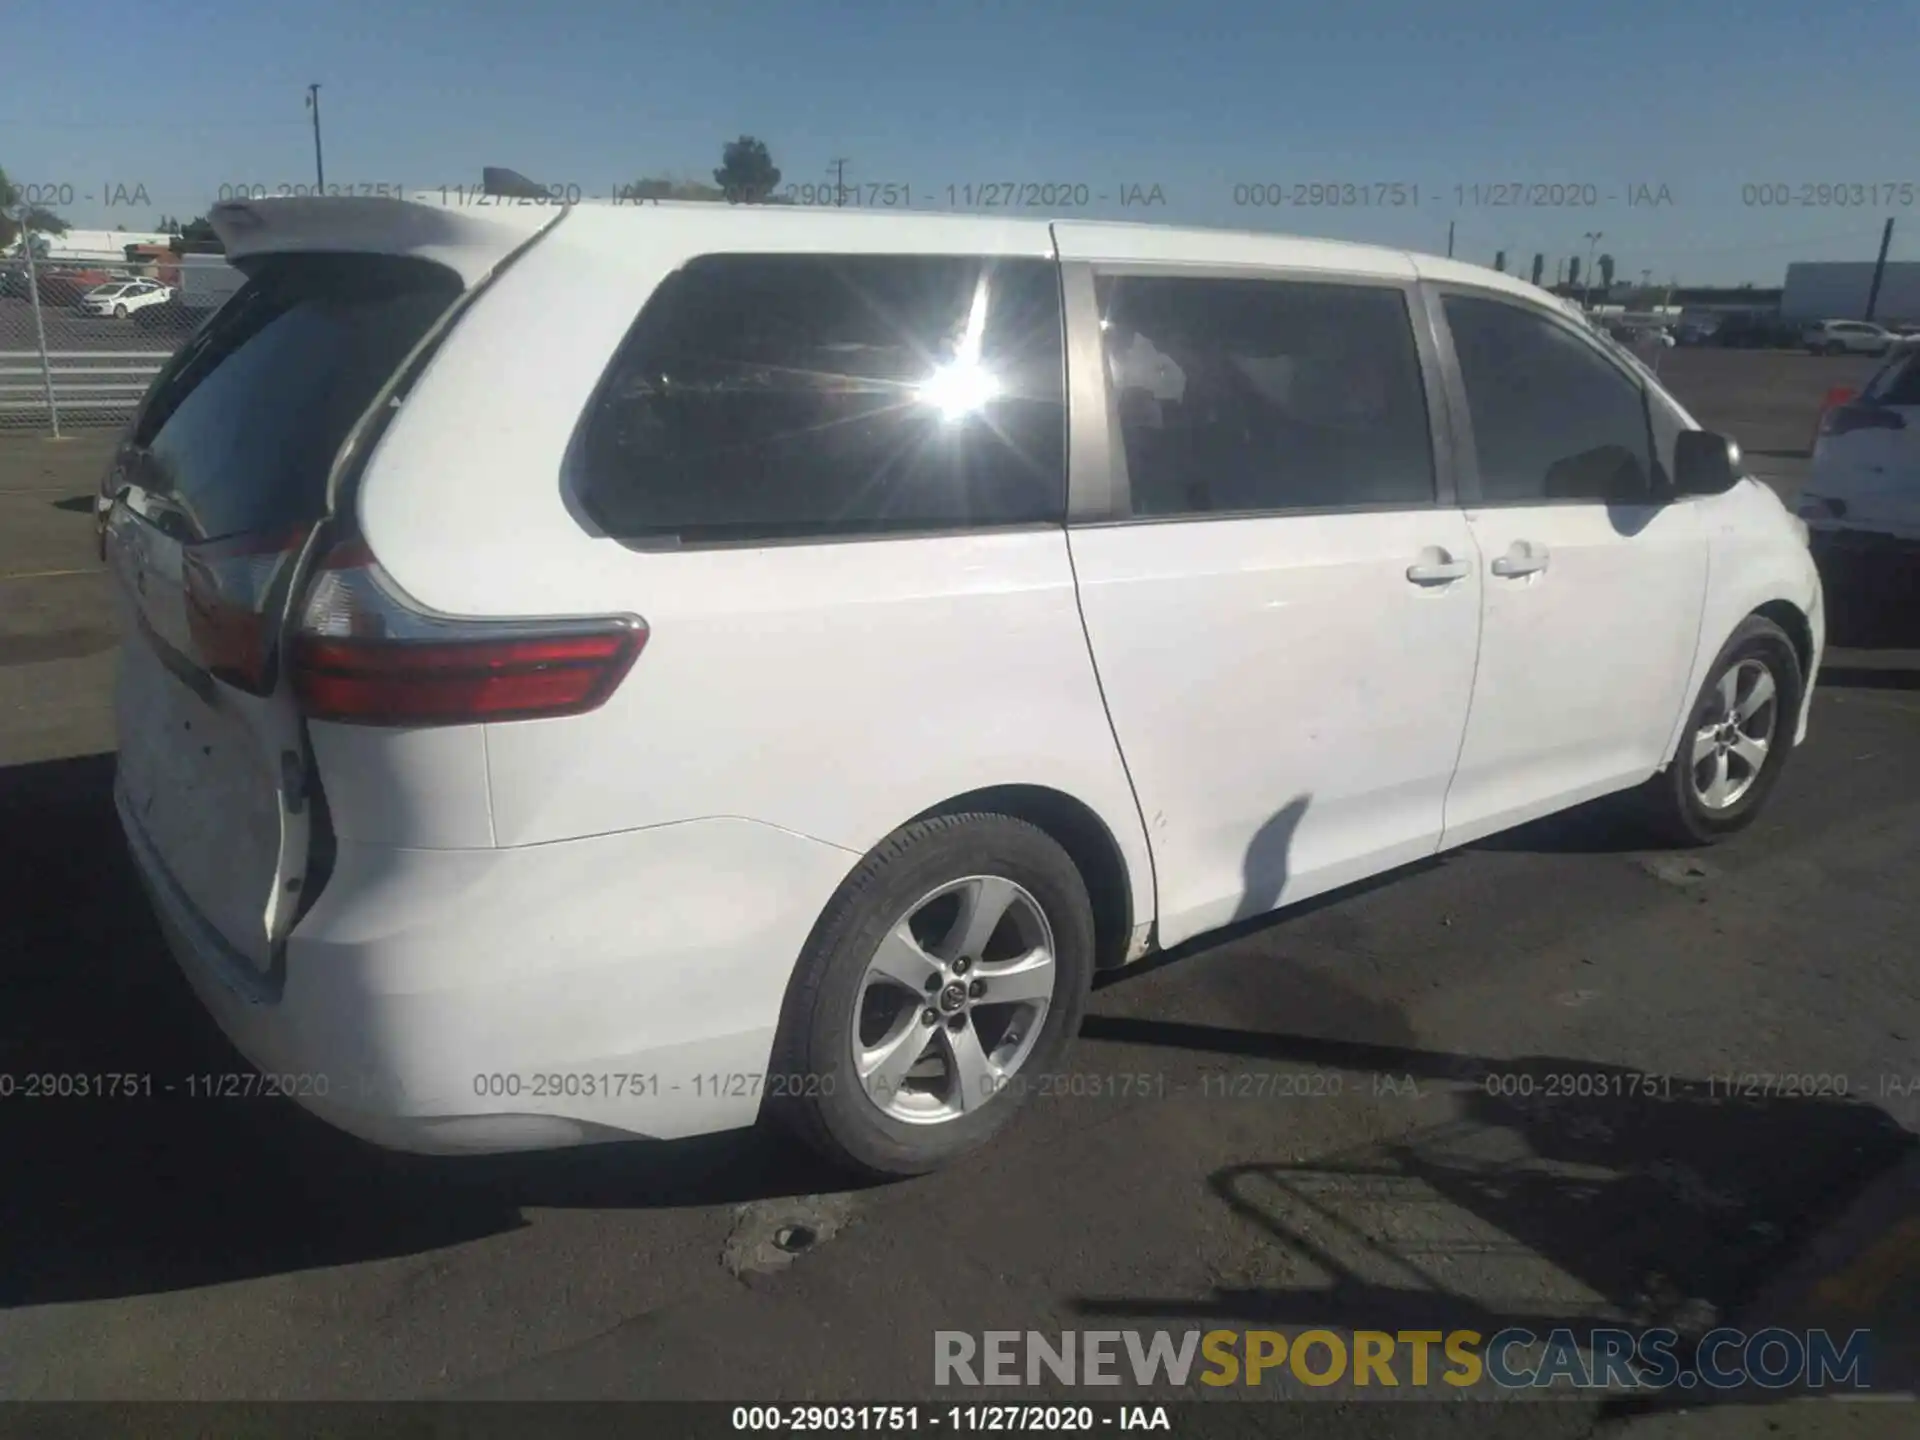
xmin=713 ymin=136 xmax=781 ymax=204
xmin=0 ymin=164 xmax=72 ymax=252
xmin=1598 ymin=253 xmax=1616 ymax=288
xmin=1530 ymin=253 xmax=1545 ymax=286
xmin=618 ymin=176 xmax=728 ymax=203
xmin=168 ymin=215 xmax=224 ymax=255
xmin=1567 ymin=255 xmax=1581 ymax=286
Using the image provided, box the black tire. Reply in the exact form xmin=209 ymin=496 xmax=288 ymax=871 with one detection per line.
xmin=1642 ymin=615 xmax=1803 ymax=847
xmin=767 ymin=812 xmax=1096 ymax=1179
xmin=113 ymin=303 xmax=128 ymax=319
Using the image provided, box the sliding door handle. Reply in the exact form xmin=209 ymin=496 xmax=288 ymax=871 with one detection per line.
xmin=1491 ymin=542 xmax=1550 ymax=578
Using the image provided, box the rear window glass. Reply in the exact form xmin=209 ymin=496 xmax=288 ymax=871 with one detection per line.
xmin=1868 ymin=353 xmax=1920 ymax=406
xmin=133 ymin=254 xmax=460 ymax=542
xmin=577 ymin=253 xmax=1067 ymax=544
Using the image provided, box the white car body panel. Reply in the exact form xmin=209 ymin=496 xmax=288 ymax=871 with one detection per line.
xmin=135 ymin=810 xmax=858 ymax=1150
xmin=1803 ymin=355 xmax=1920 ymax=544
xmin=110 ymin=196 xmax=1825 ymax=1154
xmin=1661 ymin=478 xmax=1826 ymax=756
xmin=1440 ymin=500 xmax=1710 ymax=848
xmin=1066 ymin=510 xmax=1482 ymax=949
xmin=209 ymin=193 xmax=563 ymax=286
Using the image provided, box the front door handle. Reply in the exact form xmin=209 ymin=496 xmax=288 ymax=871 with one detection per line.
xmin=1407 ymin=559 xmax=1470 ymax=584
xmin=1490 ymin=541 xmax=1550 ymax=578
xmin=1406 ymin=550 xmax=1470 ymax=585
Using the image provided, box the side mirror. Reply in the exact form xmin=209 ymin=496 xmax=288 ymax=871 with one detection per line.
xmin=1673 ymin=430 xmax=1742 ymax=497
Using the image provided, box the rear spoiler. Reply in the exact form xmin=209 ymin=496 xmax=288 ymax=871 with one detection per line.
xmin=208 ymin=193 xmax=566 ymax=288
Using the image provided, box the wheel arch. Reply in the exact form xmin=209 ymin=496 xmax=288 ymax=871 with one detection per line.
xmin=1754 ymin=597 xmax=1815 ymax=690
xmin=1661 ymin=592 xmax=1817 ymax=773
xmin=908 ymin=785 xmax=1141 ymax=971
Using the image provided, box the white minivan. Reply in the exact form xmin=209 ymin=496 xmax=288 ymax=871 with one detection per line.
xmin=104 ymin=194 xmax=1824 ymax=1176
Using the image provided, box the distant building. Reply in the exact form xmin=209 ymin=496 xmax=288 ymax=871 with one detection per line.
xmin=3 ymin=228 xmax=175 ymax=262
xmin=1781 ymin=262 xmax=1920 ymax=325
xmin=1548 ymin=282 xmax=1784 ymax=316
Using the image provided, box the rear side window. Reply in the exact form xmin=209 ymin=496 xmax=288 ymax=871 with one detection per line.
xmin=133 ymin=254 xmax=461 ymax=542
xmin=1094 ymin=274 xmax=1436 ymax=517
xmin=1867 ymin=353 xmax=1920 ymax=406
xmin=578 ymin=254 xmax=1067 ymax=544
xmin=1443 ymin=294 xmax=1654 ymax=505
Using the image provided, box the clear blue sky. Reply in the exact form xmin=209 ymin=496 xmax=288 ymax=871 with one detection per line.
xmin=8 ymin=0 xmax=1914 ymax=285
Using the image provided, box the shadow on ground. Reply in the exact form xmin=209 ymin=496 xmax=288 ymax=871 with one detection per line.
xmin=1072 ymin=1010 xmax=1915 ymax=1407
xmin=1069 ymin=761 xmax=1917 ymax=1410
xmin=0 ymin=752 xmax=859 ymax=1309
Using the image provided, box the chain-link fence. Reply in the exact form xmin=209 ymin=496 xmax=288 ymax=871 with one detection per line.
xmin=0 ymin=249 xmax=223 ymax=435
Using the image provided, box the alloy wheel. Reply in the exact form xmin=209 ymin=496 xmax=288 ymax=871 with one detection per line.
xmin=1691 ymin=657 xmax=1779 ymax=810
xmin=851 ymin=874 xmax=1057 ymax=1124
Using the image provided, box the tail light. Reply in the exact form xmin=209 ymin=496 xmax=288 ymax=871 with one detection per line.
xmin=182 ymin=525 xmax=313 ymax=692
xmin=291 ymin=538 xmax=646 ymax=726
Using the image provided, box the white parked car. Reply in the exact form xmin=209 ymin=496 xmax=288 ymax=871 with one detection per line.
xmin=77 ymin=278 xmax=174 ymax=318
xmin=103 ymin=195 xmax=1825 ymax=1176
xmin=1800 ymin=349 xmax=1920 ymax=628
xmin=1802 ymin=319 xmax=1896 ymax=357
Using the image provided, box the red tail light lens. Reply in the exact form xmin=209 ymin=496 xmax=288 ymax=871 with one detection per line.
xmin=182 ymin=526 xmax=312 ymax=691
xmin=294 ymin=631 xmax=642 ymax=723
xmin=290 ymin=540 xmax=645 ymax=725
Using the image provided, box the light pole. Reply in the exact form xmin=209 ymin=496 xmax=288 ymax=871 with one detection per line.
xmin=827 ymin=158 xmax=851 ymax=207
xmin=1582 ymin=231 xmax=1602 ymax=309
xmin=305 ymin=84 xmax=325 ymax=190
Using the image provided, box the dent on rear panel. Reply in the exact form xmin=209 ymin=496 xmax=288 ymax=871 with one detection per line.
xmin=305 ymin=721 xmax=497 ymax=849
xmin=116 ymin=640 xmax=281 ymax=960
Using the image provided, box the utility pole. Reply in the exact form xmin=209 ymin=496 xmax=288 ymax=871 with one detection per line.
xmin=1446 ymin=220 xmax=1454 ymax=258
xmin=305 ymin=84 xmax=326 ymax=190
xmin=1582 ymin=230 xmax=1603 ymax=309
xmin=1864 ymin=217 xmax=1895 ymax=322
xmin=827 ymin=157 xmax=851 ymax=207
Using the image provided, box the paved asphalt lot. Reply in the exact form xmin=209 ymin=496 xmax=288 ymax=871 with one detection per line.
xmin=1 ymin=351 xmax=1916 ymax=1434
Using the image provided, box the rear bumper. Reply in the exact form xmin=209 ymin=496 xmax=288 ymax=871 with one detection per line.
xmin=119 ymin=782 xmax=857 ymax=1154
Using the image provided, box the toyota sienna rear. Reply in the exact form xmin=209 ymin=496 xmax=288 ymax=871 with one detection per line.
xmin=108 ymin=193 xmax=1823 ymax=1177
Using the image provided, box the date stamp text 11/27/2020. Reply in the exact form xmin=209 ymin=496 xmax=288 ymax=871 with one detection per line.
xmin=1231 ymin=181 xmax=1677 ymax=209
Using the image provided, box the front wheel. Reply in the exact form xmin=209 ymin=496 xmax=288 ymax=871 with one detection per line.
xmin=112 ymin=304 xmax=128 ymax=319
xmin=767 ymin=812 xmax=1095 ymax=1178
xmin=1642 ymin=616 xmax=1803 ymax=846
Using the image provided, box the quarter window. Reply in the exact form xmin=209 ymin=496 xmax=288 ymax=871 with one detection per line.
xmin=1443 ymin=294 xmax=1655 ymax=504
xmin=1095 ymin=274 xmax=1436 ymax=517
xmin=578 ymin=254 xmax=1067 ymax=544
xmin=1867 ymin=352 xmax=1920 ymax=406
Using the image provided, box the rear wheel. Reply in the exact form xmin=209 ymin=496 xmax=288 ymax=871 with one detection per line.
xmin=1642 ymin=616 xmax=1802 ymax=846
xmin=768 ymin=813 xmax=1095 ymax=1178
